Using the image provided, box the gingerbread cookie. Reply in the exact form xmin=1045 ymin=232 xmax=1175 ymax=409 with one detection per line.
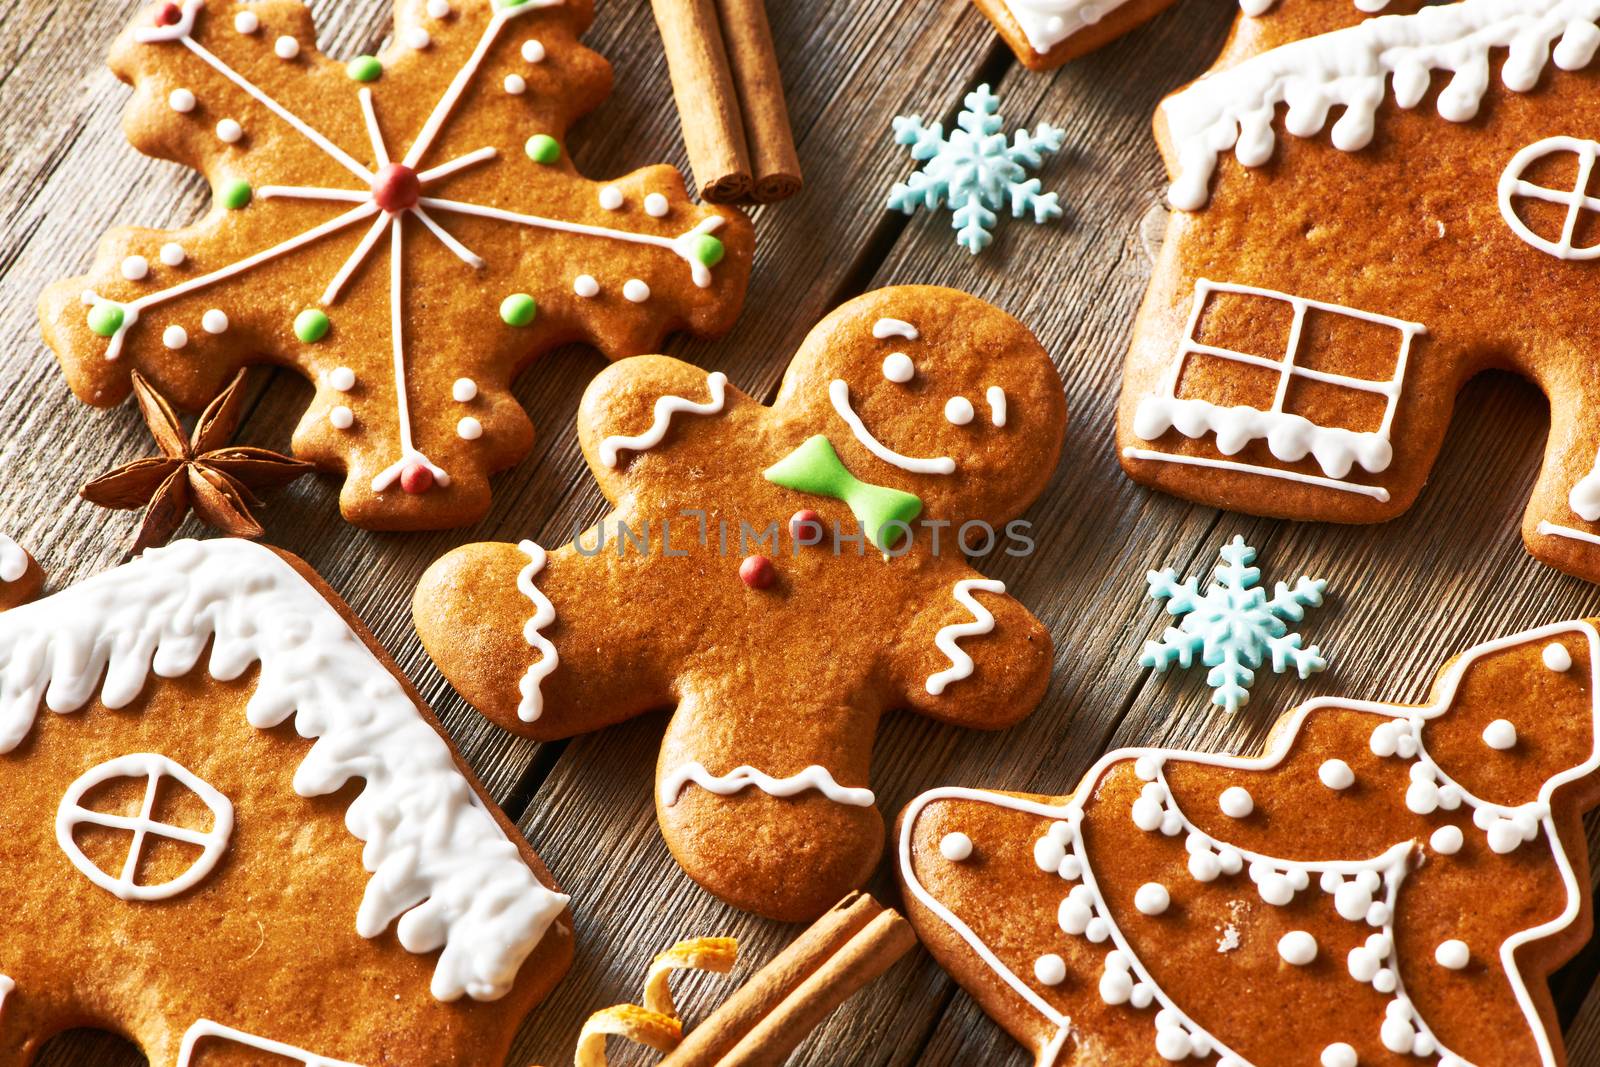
xmin=0 ymin=538 xmax=572 ymax=1065
xmin=413 ymin=286 xmax=1066 ymax=921
xmin=1118 ymin=0 xmax=1600 ymax=585
xmin=899 ymin=621 xmax=1600 ymax=1066
xmin=40 ymin=0 xmax=752 ymax=530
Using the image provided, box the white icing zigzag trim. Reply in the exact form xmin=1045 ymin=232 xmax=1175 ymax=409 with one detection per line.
xmin=1162 ymin=0 xmax=1600 ymax=211
xmin=926 ymin=579 xmax=1007 ymax=695
xmin=0 ymin=539 xmax=568 ymax=1002
xmin=598 ymin=372 xmax=728 ymax=468
xmin=900 ymin=620 xmax=1600 ymax=1067
xmin=516 ymin=540 xmax=559 ymax=723
xmin=659 ymin=761 xmax=876 ymax=807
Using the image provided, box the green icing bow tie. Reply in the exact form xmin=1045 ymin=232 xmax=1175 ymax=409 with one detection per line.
xmin=764 ymin=435 xmax=923 ymax=548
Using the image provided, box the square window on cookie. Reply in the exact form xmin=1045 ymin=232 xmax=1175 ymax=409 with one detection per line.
xmin=1175 ymin=351 xmax=1283 ymax=413
xmin=1293 ymin=305 xmax=1406 ymax=386
xmin=1190 ymin=286 xmax=1296 ymax=361
xmin=1281 ymin=377 xmax=1390 ymax=435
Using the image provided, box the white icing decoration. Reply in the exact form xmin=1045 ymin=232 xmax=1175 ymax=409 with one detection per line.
xmin=872 ymin=317 xmax=918 ymax=340
xmin=1539 ymin=519 xmax=1600 ymax=546
xmin=274 ymin=34 xmax=300 ymax=59
xmin=121 ymin=256 xmax=149 ymax=281
xmin=452 ymin=377 xmax=478 ymax=402
xmin=940 ymin=831 xmax=973 ymax=861
xmin=1218 ymin=785 xmax=1253 ymax=818
xmin=829 ymin=379 xmax=956 ymax=475
xmin=1430 ymin=824 xmax=1464 ymax=855
xmin=999 ymin=0 xmax=1126 ymax=53
xmin=645 ymin=192 xmax=669 ymax=217
xmin=1278 ymin=930 xmax=1318 ymax=965
xmin=1543 ymin=642 xmax=1573 ymax=671
xmin=0 ymin=974 xmax=10 ymax=1017
xmin=56 ymin=752 xmax=233 ymax=902
xmin=233 ymin=10 xmax=259 ymax=34
xmin=944 ymin=396 xmax=975 ymax=425
xmin=1500 ymin=136 xmax=1600 ymax=260
xmin=160 ymin=242 xmax=187 ymax=266
xmin=986 ymin=386 xmax=1007 ymax=427
xmin=329 ymin=366 xmax=356 ymax=392
xmin=405 ymin=26 xmax=432 ymax=49
xmin=457 ymin=416 xmax=483 ymax=440
xmin=623 ymin=278 xmax=651 ymax=303
xmin=177 ymin=1019 xmax=360 ymax=1067
xmin=169 ymin=88 xmax=196 ymax=113
xmin=599 ymin=185 xmax=624 ymax=210
xmin=329 ymin=405 xmax=354 ymax=430
xmin=926 ymin=579 xmax=1007 ymax=696
xmin=504 ymin=74 xmax=526 ymax=95
xmin=163 ymin=325 xmax=189 ymax=350
xmin=883 ymin=352 xmax=914 ymax=383
xmin=1435 ymin=939 xmax=1470 ymax=970
xmin=202 ymin=309 xmax=228 ymax=334
xmin=1034 ymin=953 xmax=1067 ymax=986
xmin=1483 ymin=718 xmax=1518 ymax=750
xmin=901 ymin=619 xmax=1600 ymax=1067
xmin=1133 ymin=882 xmax=1170 ymax=916
xmin=574 ymin=274 xmax=599 ymax=297
xmin=1321 ymin=1044 xmax=1358 ymax=1067
xmin=1318 ymin=758 xmax=1355 ymax=790
xmin=428 ymin=0 xmax=452 ymax=17
xmin=1161 ymin=0 xmax=1600 ymax=212
xmin=515 ymin=540 xmax=559 ymax=722
xmin=522 ymin=38 xmax=546 ymax=62
xmin=598 ymin=371 xmax=728 ymax=468
xmin=216 ymin=118 xmax=243 ymax=143
xmin=659 ymin=762 xmax=875 ymax=807
xmin=0 ymin=535 xmax=26 ymax=583
xmin=1 ymin=539 xmax=568 ymax=1001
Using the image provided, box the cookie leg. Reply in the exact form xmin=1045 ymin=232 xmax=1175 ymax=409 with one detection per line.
xmin=1525 ymin=390 xmax=1600 ymax=583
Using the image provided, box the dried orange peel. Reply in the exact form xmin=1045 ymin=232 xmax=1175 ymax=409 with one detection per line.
xmin=572 ymin=936 xmax=739 ymax=1067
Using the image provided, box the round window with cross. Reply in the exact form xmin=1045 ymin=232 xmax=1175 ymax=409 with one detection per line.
xmin=1499 ymin=136 xmax=1600 ymax=261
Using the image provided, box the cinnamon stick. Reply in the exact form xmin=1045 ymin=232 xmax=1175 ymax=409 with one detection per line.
xmin=713 ymin=0 xmax=802 ymax=203
xmin=651 ymin=0 xmax=753 ymax=203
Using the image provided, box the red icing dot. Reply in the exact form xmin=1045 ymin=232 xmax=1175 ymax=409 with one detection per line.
xmin=372 ymin=163 xmax=422 ymax=213
xmin=156 ymin=2 xmax=183 ymax=24
xmin=790 ymin=509 xmax=825 ymax=546
xmin=739 ymin=555 xmax=776 ymax=590
xmin=400 ymin=462 xmax=434 ymax=494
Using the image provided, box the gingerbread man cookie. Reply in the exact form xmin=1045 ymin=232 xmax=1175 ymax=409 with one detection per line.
xmin=899 ymin=621 xmax=1600 ymax=1066
xmin=1119 ymin=0 xmax=1600 ymax=585
xmin=0 ymin=538 xmax=572 ymax=1065
xmin=40 ymin=0 xmax=752 ymax=530
xmin=414 ymin=286 xmax=1067 ymax=921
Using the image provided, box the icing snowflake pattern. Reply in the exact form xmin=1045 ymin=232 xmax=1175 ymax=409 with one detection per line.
xmin=1140 ymin=536 xmax=1327 ymax=712
xmin=887 ymin=84 xmax=1064 ymax=254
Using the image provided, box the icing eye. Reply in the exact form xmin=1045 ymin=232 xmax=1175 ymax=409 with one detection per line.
xmin=945 ymin=396 xmax=975 ymax=425
xmin=882 ymin=352 xmax=914 ymax=383
xmin=986 ymin=386 xmax=1007 ymax=427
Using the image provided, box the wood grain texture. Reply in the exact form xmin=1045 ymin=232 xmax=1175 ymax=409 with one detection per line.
xmin=5 ymin=0 xmax=1597 ymax=1065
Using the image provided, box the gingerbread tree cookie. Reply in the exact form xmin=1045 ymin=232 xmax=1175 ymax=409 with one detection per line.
xmin=0 ymin=538 xmax=572 ymax=1065
xmin=899 ymin=621 xmax=1600 ymax=1066
xmin=1118 ymin=0 xmax=1600 ymax=585
xmin=39 ymin=0 xmax=753 ymax=530
xmin=413 ymin=286 xmax=1067 ymax=921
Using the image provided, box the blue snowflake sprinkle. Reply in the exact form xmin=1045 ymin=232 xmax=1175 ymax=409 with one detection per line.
xmin=887 ymin=84 xmax=1064 ymax=254
xmin=1139 ymin=536 xmax=1329 ymax=713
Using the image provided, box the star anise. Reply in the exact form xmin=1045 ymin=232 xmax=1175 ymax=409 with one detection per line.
xmin=80 ymin=369 xmax=314 ymax=554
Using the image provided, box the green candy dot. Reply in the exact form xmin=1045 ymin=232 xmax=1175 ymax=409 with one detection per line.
xmin=500 ymin=293 xmax=537 ymax=327
xmin=688 ymin=232 xmax=725 ymax=268
xmin=294 ymin=309 xmax=331 ymax=343
xmin=347 ymin=55 xmax=382 ymax=82
xmin=218 ymin=178 xmax=252 ymax=210
xmin=524 ymin=134 xmax=561 ymax=165
xmin=87 ymin=303 xmax=125 ymax=338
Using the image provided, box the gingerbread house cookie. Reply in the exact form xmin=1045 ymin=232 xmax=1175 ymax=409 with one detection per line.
xmin=1119 ymin=0 xmax=1600 ymax=585
xmin=899 ymin=621 xmax=1600 ymax=1066
xmin=0 ymin=538 xmax=572 ymax=1065
xmin=414 ymin=286 xmax=1067 ymax=921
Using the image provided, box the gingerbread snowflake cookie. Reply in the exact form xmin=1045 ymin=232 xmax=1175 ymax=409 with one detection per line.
xmin=900 ymin=621 xmax=1600 ymax=1066
xmin=1118 ymin=0 xmax=1600 ymax=585
xmin=413 ymin=286 xmax=1067 ymax=921
xmin=0 ymin=538 xmax=572 ymax=1065
xmin=40 ymin=0 xmax=752 ymax=530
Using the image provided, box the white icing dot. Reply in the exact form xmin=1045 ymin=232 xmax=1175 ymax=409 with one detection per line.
xmin=404 ymin=26 xmax=431 ymax=49
xmin=168 ymin=88 xmax=196 ymax=113
xmin=159 ymin=242 xmax=186 ymax=266
xmin=1434 ymin=939 xmax=1469 ymax=970
xmin=234 ymin=10 xmax=259 ymax=33
xmin=1430 ymin=824 xmax=1464 ymax=855
xmin=1318 ymin=759 xmax=1355 ymax=790
xmin=1482 ymin=719 xmax=1517 ymax=750
xmin=1277 ymin=930 xmax=1318 ymax=966
xmin=1133 ymin=882 xmax=1170 ymax=916
xmin=329 ymin=366 xmax=356 ymax=392
xmin=939 ymin=831 xmax=973 ymax=861
xmin=120 ymin=255 xmax=150 ymax=281
xmin=202 ymin=309 xmax=229 ymax=334
xmin=521 ymin=39 xmax=545 ymax=62
xmin=644 ymin=192 xmax=669 ymax=217
xmin=216 ymin=118 xmax=243 ymax=144
xmin=598 ymin=185 xmax=624 ymax=210
xmin=1033 ymin=836 xmax=1065 ymax=873
xmin=274 ymin=35 xmax=300 ymax=59
xmin=623 ymin=279 xmax=650 ymax=303
xmin=456 ymin=416 xmax=483 ymax=441
xmin=944 ymin=396 xmax=975 ymax=425
xmin=452 ymin=377 xmax=478 ymax=403
xmin=1543 ymin=642 xmax=1572 ymax=671
xmin=162 ymin=325 xmax=188 ymax=350
xmin=1219 ymin=786 xmax=1253 ymax=818
xmin=1321 ymin=1044 xmax=1358 ymax=1067
xmin=504 ymin=74 xmax=526 ymax=95
xmin=329 ymin=405 xmax=354 ymax=430
xmin=882 ymin=352 xmax=914 ymax=383
xmin=573 ymin=274 xmax=599 ymax=298
xmin=1033 ymin=953 xmax=1066 ymax=986
xmin=427 ymin=0 xmax=451 ymax=17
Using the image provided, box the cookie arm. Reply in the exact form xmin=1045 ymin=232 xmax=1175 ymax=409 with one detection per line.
xmin=1526 ymin=380 xmax=1600 ymax=583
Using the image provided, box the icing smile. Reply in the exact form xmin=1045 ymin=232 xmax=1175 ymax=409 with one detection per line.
xmin=829 ymin=379 xmax=956 ymax=475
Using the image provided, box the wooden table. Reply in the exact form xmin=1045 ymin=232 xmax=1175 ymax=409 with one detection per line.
xmin=7 ymin=0 xmax=1599 ymax=1063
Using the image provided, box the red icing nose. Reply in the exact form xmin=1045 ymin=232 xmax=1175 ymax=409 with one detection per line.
xmin=399 ymin=461 xmax=434 ymax=494
xmin=156 ymin=2 xmax=183 ymax=25
xmin=372 ymin=164 xmax=421 ymax=213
